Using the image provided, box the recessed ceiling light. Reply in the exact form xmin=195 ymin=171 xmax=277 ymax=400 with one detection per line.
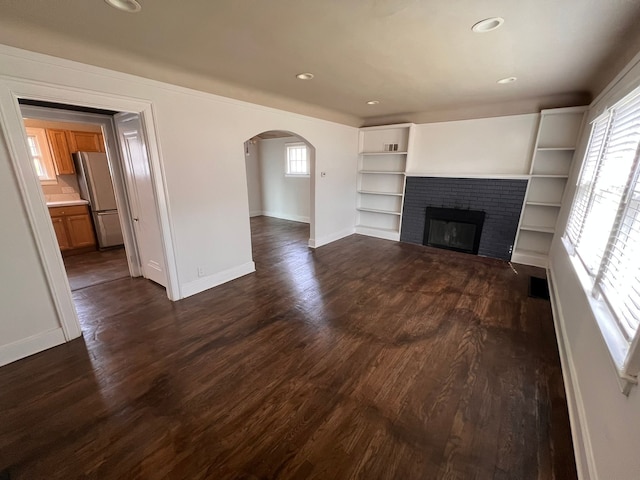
xmin=296 ymin=73 xmax=314 ymax=80
xmin=471 ymin=17 xmax=504 ymax=33
xmin=366 ymin=100 xmax=380 ymax=105
xmin=497 ymin=76 xmax=517 ymax=84
xmin=105 ymin=0 xmax=142 ymax=12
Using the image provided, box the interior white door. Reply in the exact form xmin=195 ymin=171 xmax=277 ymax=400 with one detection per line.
xmin=114 ymin=112 xmax=167 ymax=287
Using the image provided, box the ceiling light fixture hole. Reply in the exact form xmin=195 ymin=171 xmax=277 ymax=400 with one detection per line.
xmin=366 ymin=100 xmax=380 ymax=105
xmin=471 ymin=17 xmax=504 ymax=33
xmin=497 ymin=76 xmax=517 ymax=84
xmin=105 ymin=0 xmax=142 ymax=13
xmin=296 ymin=73 xmax=314 ymax=80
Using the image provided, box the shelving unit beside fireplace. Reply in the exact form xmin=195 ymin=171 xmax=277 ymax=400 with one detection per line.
xmin=512 ymin=106 xmax=587 ymax=267
xmin=356 ymin=123 xmax=415 ymax=241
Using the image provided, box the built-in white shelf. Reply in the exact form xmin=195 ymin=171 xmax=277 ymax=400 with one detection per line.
xmin=361 ymin=151 xmax=409 ymax=156
xmin=512 ymin=106 xmax=587 ymax=267
xmin=357 ymin=123 xmax=415 ymax=240
xmin=358 ymin=190 xmax=404 ymax=197
xmin=531 ymin=174 xmax=569 ymax=178
xmin=357 ymin=207 xmax=402 ymax=216
xmin=520 ymin=225 xmax=555 ymax=234
xmin=536 ymin=147 xmax=576 ymax=151
xmin=526 ymin=201 xmax=562 ymax=207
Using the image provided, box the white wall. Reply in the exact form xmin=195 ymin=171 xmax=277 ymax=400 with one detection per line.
xmin=244 ymin=140 xmax=263 ymax=216
xmin=259 ymin=136 xmax=310 ymax=223
xmin=408 ymin=114 xmax=539 ymax=175
xmin=549 ymin=51 xmax=640 ymax=479
xmin=0 ymin=142 xmax=65 ymax=365
xmin=0 ymin=44 xmax=358 ymax=365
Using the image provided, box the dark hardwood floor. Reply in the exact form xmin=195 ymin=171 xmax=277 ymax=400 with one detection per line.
xmin=63 ymin=247 xmax=130 ymax=291
xmin=0 ymin=216 xmax=576 ymax=479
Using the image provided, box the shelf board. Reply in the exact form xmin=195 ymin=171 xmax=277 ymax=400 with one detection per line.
xmin=358 ymin=190 xmax=404 ymax=197
xmin=357 ymin=207 xmax=402 ymax=216
xmin=526 ymin=201 xmax=562 ymax=208
xmin=359 ymin=170 xmax=406 ymax=175
xmin=355 ymin=225 xmax=401 ymax=241
xmin=511 ymin=249 xmax=549 ymax=268
xmin=520 ymin=225 xmax=555 ymax=234
xmin=530 ymin=174 xmax=569 ymax=179
xmin=536 ymin=147 xmax=576 ymax=151
xmin=360 ymin=151 xmax=408 ymax=156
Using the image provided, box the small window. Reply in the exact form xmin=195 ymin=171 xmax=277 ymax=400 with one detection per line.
xmin=285 ymin=142 xmax=309 ymax=176
xmin=25 ymin=127 xmax=57 ymax=183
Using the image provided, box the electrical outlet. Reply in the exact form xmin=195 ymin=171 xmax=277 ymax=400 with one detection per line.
xmin=197 ymin=267 xmax=204 ymax=277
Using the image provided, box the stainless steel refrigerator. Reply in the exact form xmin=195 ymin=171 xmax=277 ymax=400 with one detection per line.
xmin=74 ymin=152 xmax=124 ymax=249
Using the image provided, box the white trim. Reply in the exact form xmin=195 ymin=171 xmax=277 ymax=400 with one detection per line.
xmin=249 ymin=210 xmax=263 ymax=217
xmin=591 ymin=48 xmax=640 ymax=109
xmin=0 ymin=77 xmax=182 ymax=302
xmin=0 ymin=89 xmax=82 ymax=341
xmin=181 ymin=261 xmax=256 ymax=299
xmin=360 ymin=123 xmax=414 ymax=131
xmin=405 ymin=172 xmax=530 ymax=179
xmin=309 ymin=226 xmax=355 ymax=248
xmin=0 ymin=44 xmax=359 ymax=129
xmin=0 ymin=328 xmax=67 ymax=368
xmin=548 ymin=266 xmax=598 ymax=480
xmin=540 ymin=106 xmax=589 ymax=115
xmin=262 ymin=211 xmax=310 ymax=224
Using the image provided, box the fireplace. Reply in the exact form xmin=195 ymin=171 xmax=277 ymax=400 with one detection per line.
xmin=423 ymin=207 xmax=485 ymax=255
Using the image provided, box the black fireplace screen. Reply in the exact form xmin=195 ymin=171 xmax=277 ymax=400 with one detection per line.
xmin=423 ymin=207 xmax=485 ymax=255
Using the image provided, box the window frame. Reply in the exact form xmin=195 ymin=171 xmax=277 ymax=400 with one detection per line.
xmin=284 ymin=142 xmax=310 ymax=177
xmin=25 ymin=126 xmax=57 ymax=185
xmin=563 ymin=86 xmax=640 ymax=394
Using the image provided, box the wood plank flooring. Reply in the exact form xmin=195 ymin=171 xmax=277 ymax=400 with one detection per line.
xmin=0 ymin=216 xmax=576 ymax=479
xmin=63 ymin=247 xmax=130 ymax=291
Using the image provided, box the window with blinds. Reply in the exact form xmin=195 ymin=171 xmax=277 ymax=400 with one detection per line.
xmin=564 ymin=87 xmax=640 ymax=373
xmin=285 ymin=143 xmax=309 ymax=176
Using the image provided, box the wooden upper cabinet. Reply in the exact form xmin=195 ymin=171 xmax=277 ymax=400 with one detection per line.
xmin=46 ymin=129 xmax=75 ymax=175
xmin=66 ymin=131 xmax=105 ymax=153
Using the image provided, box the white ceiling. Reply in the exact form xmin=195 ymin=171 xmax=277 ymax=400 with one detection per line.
xmin=1 ymin=0 xmax=640 ymax=126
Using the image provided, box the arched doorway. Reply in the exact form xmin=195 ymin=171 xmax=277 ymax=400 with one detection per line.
xmin=243 ymin=130 xmax=316 ymax=256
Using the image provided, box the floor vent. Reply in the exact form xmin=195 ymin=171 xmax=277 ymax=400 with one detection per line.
xmin=529 ymin=276 xmax=550 ymax=300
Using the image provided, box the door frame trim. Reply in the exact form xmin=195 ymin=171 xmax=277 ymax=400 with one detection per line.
xmin=0 ymin=78 xmax=181 ymax=343
xmin=19 ymin=105 xmax=143 ymax=279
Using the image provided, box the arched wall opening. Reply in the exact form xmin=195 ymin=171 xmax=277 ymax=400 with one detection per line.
xmin=243 ymin=130 xmax=316 ymax=250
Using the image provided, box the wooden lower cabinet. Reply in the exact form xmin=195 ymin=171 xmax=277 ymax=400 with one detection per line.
xmin=48 ymin=205 xmax=96 ymax=255
xmin=51 ymin=216 xmax=71 ymax=250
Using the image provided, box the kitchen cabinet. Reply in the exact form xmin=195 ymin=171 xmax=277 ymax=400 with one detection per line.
xmin=46 ymin=129 xmax=75 ymax=175
xmin=66 ymin=131 xmax=105 ymax=153
xmin=48 ymin=205 xmax=96 ymax=254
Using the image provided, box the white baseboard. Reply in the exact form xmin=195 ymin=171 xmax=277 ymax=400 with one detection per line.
xmin=0 ymin=328 xmax=67 ymax=367
xmin=262 ymin=211 xmax=310 ymax=224
xmin=309 ymin=227 xmax=355 ymax=248
xmin=547 ymin=266 xmax=596 ymax=480
xmin=180 ymin=261 xmax=256 ymax=299
xmin=249 ymin=210 xmax=263 ymax=217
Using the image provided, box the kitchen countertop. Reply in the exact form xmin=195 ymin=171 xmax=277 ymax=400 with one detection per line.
xmin=46 ymin=199 xmax=90 ymax=207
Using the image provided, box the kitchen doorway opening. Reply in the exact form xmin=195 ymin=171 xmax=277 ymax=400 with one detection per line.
xmin=18 ymin=100 xmax=170 ymax=331
xmin=243 ymin=130 xmax=316 ymax=258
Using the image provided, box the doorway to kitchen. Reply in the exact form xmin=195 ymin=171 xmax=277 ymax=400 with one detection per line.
xmin=18 ymin=100 xmax=169 ymax=324
xmin=243 ymin=130 xmax=316 ymax=261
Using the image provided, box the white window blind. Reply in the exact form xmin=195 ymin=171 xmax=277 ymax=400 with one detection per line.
xmin=564 ymin=87 xmax=640 ymax=376
xmin=595 ymin=92 xmax=640 ymax=341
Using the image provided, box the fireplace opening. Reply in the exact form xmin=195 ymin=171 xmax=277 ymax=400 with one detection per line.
xmin=423 ymin=207 xmax=485 ymax=255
